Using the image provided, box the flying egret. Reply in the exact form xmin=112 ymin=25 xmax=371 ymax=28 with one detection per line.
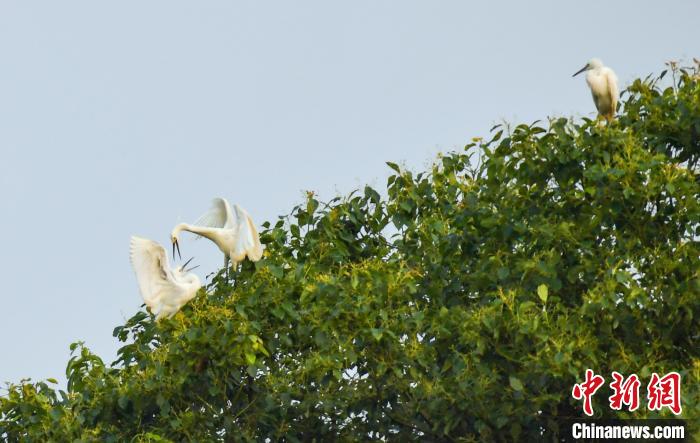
xmin=170 ymin=198 xmax=263 ymax=273
xmin=130 ymin=236 xmax=202 ymax=321
xmin=573 ymin=58 xmax=619 ymax=122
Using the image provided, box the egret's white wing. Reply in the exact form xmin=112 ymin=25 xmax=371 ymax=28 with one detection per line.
xmin=231 ymin=204 xmax=263 ymax=262
xmin=129 ymin=236 xmax=180 ymax=313
xmin=605 ymin=68 xmax=619 ymax=113
xmin=586 ymin=73 xmax=607 ymax=113
xmin=193 ymin=198 xmax=234 ymax=229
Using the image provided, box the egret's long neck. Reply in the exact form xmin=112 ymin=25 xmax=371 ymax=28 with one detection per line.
xmin=172 ymin=223 xmax=218 ymax=242
xmin=171 ymin=223 xmax=188 ymax=240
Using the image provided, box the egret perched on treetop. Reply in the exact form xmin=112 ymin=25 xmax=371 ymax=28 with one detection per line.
xmin=130 ymin=236 xmax=202 ymax=321
xmin=170 ymin=198 xmax=263 ymax=272
xmin=573 ymin=58 xmax=619 ymax=122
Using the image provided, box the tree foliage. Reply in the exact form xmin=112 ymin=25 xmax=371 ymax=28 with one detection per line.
xmin=2 ymin=63 xmax=699 ymax=441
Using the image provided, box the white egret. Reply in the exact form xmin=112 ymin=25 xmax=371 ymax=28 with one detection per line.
xmin=573 ymin=58 xmax=619 ymax=122
xmin=170 ymin=198 xmax=263 ymax=272
xmin=130 ymin=236 xmax=202 ymax=321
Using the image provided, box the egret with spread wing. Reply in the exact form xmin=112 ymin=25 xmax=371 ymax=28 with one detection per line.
xmin=573 ymin=58 xmax=619 ymax=122
xmin=170 ymin=198 xmax=263 ymax=273
xmin=130 ymin=236 xmax=202 ymax=321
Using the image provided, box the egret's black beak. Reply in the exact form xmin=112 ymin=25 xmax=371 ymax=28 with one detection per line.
xmin=573 ymin=65 xmax=588 ymax=77
xmin=182 ymin=257 xmax=200 ymax=272
xmin=172 ymin=239 xmax=181 ymax=260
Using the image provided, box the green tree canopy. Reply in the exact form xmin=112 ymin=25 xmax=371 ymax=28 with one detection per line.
xmin=2 ymin=63 xmax=699 ymax=441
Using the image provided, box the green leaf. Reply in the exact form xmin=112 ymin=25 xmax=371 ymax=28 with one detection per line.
xmin=245 ymin=352 xmax=257 ymax=365
xmin=537 ymin=284 xmax=548 ymax=303
xmin=246 ymin=365 xmax=257 ymax=378
xmin=351 ymin=273 xmax=359 ymax=289
xmin=509 ymin=376 xmax=524 ymax=392
xmin=307 ymin=197 xmax=319 ymax=215
xmin=615 ymin=271 xmax=628 ymax=283
xmin=370 ymin=328 xmax=383 ymax=342
xmin=271 ymin=306 xmax=285 ymax=320
xmin=49 ymin=408 xmax=63 ymax=421
xmin=267 ymin=263 xmax=284 ymax=278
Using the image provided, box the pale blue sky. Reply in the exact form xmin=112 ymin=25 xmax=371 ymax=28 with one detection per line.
xmin=0 ymin=1 xmax=697 ymax=387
